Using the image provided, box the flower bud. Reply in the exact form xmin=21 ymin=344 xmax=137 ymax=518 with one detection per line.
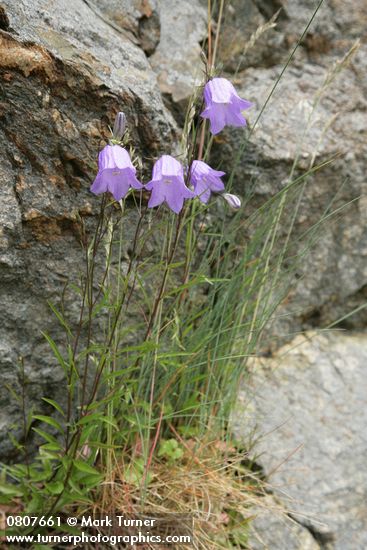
xmin=222 ymin=193 xmax=241 ymax=209
xmin=112 ymin=112 xmax=126 ymax=141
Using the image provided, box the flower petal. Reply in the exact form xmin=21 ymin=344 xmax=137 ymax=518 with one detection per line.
xmin=90 ymin=173 xmax=107 ymax=195
xmin=190 ymin=160 xmax=225 ymax=202
xmin=148 ymin=186 xmax=165 ymax=208
xmin=225 ymin=108 xmax=247 ymax=128
xmin=234 ymin=97 xmax=254 ymax=111
xmin=223 ymin=193 xmax=241 ymax=209
xmin=208 ymin=78 xmax=234 ymax=103
xmin=165 ymin=191 xmax=184 ymax=214
xmin=207 ymin=176 xmax=225 ymax=192
xmin=126 ymin=172 xmax=143 ymax=190
xmin=91 ymin=144 xmax=142 ymax=199
xmin=209 ymin=169 xmax=226 ymax=178
xmin=193 ymin=180 xmax=211 ymax=203
xmin=207 ymin=104 xmax=227 ymax=135
xmin=106 ymin=172 xmax=130 ymax=200
xmin=160 ymin=155 xmax=184 ymax=178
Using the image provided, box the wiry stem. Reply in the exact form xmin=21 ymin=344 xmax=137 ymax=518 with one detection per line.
xmin=211 ymin=0 xmax=225 ymax=71
xmin=144 ymin=210 xmax=185 ymax=341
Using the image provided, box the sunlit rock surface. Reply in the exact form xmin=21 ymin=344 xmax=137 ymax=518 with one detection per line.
xmin=234 ymin=331 xmax=367 ymax=549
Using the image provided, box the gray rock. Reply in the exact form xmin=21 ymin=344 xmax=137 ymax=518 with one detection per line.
xmin=217 ymin=0 xmax=287 ymax=72
xmin=281 ymin=0 xmax=367 ymax=50
xmin=249 ymin=496 xmax=321 ymax=550
xmin=212 ymin=44 xmax=367 ymax=342
xmin=0 ymin=0 xmax=176 ymax=459
xmin=149 ymin=0 xmax=207 ymax=105
xmin=234 ymin=331 xmax=367 ymax=549
xmin=149 ymin=0 xmax=367 ymax=338
xmin=95 ymin=0 xmax=161 ymax=56
xmin=199 ymin=0 xmax=367 ymax=71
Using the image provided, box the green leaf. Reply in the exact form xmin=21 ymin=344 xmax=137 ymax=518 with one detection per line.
xmin=33 ymin=415 xmax=64 ymax=433
xmin=178 ymin=425 xmax=199 ymax=437
xmin=46 ymin=481 xmax=64 ymax=495
xmin=41 ymin=442 xmax=62 ymax=452
xmin=182 ymin=395 xmax=199 ymax=410
xmin=68 ymin=478 xmax=84 ymax=496
xmin=77 ymin=413 xmax=117 ymax=429
xmin=42 ymin=332 xmax=69 ymax=375
xmin=38 ymin=448 xmax=60 ymax=461
xmin=4 ymin=383 xmax=22 ymax=404
xmin=47 ymin=300 xmax=72 ymax=337
xmin=124 ymin=458 xmax=151 ymax=486
xmin=73 ymin=460 xmax=100 ymax=476
xmin=42 ymin=398 xmax=65 ymax=417
xmin=32 ymin=427 xmax=59 ymax=445
xmin=8 ymin=433 xmax=24 ymax=451
xmin=158 ymin=439 xmax=184 ymax=462
xmin=77 ymin=412 xmax=103 ymax=426
xmin=27 ymin=468 xmax=50 ymax=483
xmin=81 ymin=474 xmax=103 ymax=489
xmin=0 ymin=482 xmax=24 ymax=497
xmin=25 ymin=494 xmax=44 ymax=514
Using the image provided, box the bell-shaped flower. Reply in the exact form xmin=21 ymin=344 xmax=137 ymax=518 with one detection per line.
xmin=90 ymin=144 xmax=143 ymax=201
xmin=146 ymin=155 xmax=195 ymax=214
xmin=189 ymin=160 xmax=225 ymax=203
xmin=201 ymin=77 xmax=253 ymax=135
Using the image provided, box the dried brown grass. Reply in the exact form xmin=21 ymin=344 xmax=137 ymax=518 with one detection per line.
xmin=87 ymin=435 xmax=269 ymax=549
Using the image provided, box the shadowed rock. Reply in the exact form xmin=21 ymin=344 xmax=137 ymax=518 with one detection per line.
xmin=0 ymin=0 xmax=176 ymax=459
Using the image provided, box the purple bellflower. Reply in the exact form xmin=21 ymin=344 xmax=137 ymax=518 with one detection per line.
xmin=90 ymin=144 xmax=143 ymax=201
xmin=189 ymin=160 xmax=225 ymax=203
xmin=201 ymin=77 xmax=253 ymax=135
xmin=146 ymin=155 xmax=194 ymax=214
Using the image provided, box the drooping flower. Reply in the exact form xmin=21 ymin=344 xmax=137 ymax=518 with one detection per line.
xmin=222 ymin=192 xmax=241 ymax=209
xmin=90 ymin=144 xmax=143 ymax=201
xmin=201 ymin=77 xmax=253 ymax=135
xmin=146 ymin=155 xmax=195 ymax=214
xmin=189 ymin=160 xmax=225 ymax=203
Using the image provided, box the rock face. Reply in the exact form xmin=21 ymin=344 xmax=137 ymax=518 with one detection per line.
xmin=0 ymin=0 xmax=177 ymax=459
xmin=221 ymin=50 xmax=367 ymax=343
xmin=248 ymin=496 xmax=321 ymax=550
xmin=96 ymin=0 xmax=161 ymax=56
xmin=149 ymin=0 xmax=206 ymax=108
xmin=213 ymin=1 xmax=367 ymax=343
xmin=149 ymin=0 xmax=367 ymax=344
xmin=217 ymin=0 xmax=288 ymax=72
xmin=234 ymin=332 xmax=367 ymax=549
